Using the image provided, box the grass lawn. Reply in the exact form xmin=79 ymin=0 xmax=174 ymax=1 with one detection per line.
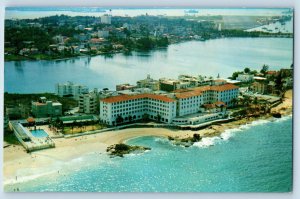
xmin=63 ymin=124 xmax=105 ymax=135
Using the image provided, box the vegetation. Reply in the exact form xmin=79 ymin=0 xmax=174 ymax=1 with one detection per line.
xmin=260 ymin=64 xmax=269 ymax=74
xmin=4 ymin=130 xmax=20 ymax=145
xmin=5 ymin=14 xmax=292 ymax=61
xmin=63 ymin=124 xmax=105 ymax=134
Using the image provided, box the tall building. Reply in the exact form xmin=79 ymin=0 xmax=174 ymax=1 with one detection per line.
xmin=55 ymin=82 xmax=89 ymax=100
xmin=31 ymin=97 xmax=62 ymax=118
xmin=101 ymin=14 xmax=112 ymax=24
xmin=100 ymin=83 xmax=239 ymax=126
xmin=79 ymin=91 xmax=99 ymax=114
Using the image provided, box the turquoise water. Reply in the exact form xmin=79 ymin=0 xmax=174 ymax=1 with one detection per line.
xmin=30 ymin=129 xmax=49 ymax=138
xmin=4 ymin=37 xmax=293 ymax=93
xmin=4 ymin=116 xmax=292 ymax=192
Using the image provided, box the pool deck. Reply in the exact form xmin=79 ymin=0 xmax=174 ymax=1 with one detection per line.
xmin=9 ymin=121 xmax=55 ymax=152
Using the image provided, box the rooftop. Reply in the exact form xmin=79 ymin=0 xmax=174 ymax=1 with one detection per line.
xmin=101 ymin=93 xmax=175 ymax=103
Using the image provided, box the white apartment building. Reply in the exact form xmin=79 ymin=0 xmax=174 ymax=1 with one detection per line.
xmin=79 ymin=92 xmax=98 ymax=114
xmin=55 ymin=82 xmax=89 ymax=100
xmin=101 ymin=15 xmax=112 ymax=24
xmin=100 ymin=94 xmax=176 ymax=125
xmin=236 ymin=74 xmax=254 ymax=82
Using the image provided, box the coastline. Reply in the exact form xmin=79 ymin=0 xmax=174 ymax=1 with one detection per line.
xmin=3 ymin=90 xmax=292 ymax=187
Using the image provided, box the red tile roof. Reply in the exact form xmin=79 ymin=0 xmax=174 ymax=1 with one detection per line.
xmin=174 ymin=84 xmax=239 ymax=99
xmin=192 ymin=83 xmax=239 ymax=92
xmin=175 ymin=90 xmax=203 ymax=99
xmin=101 ymin=94 xmax=175 ymax=103
xmin=27 ymin=117 xmax=35 ymax=123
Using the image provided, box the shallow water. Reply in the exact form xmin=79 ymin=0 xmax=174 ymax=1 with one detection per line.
xmin=4 ymin=116 xmax=292 ymax=192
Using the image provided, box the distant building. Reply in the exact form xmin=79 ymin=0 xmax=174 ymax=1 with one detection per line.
xmin=75 ymin=25 xmax=85 ymax=31
xmin=97 ymin=30 xmax=109 ymax=38
xmin=31 ymin=97 xmax=62 ymax=118
xmin=136 ymin=75 xmax=160 ymax=91
xmin=159 ymin=79 xmax=179 ymax=92
xmin=159 ymin=78 xmax=189 ymax=92
xmin=74 ymin=33 xmax=91 ymax=42
xmin=236 ymin=74 xmax=254 ymax=82
xmin=79 ymin=90 xmax=99 ymax=114
xmin=5 ymin=104 xmax=29 ymax=120
xmin=52 ymin=35 xmax=66 ymax=44
xmin=55 ymin=81 xmax=89 ymax=100
xmin=178 ymin=74 xmax=199 ymax=87
xmin=101 ymin=15 xmax=112 ymax=24
xmin=116 ymin=83 xmax=136 ymax=91
xmin=267 ymin=81 xmax=277 ymax=94
xmin=251 ymin=81 xmax=267 ymax=94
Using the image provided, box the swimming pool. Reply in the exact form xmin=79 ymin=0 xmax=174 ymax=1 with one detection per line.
xmin=30 ymin=129 xmax=49 ymax=138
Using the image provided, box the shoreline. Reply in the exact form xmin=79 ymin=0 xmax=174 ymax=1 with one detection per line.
xmin=5 ymin=34 xmax=293 ymax=62
xmin=3 ymin=90 xmax=293 ymax=187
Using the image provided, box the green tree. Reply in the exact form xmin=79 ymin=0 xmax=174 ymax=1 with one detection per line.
xmin=116 ymin=115 xmax=124 ymax=124
xmin=156 ymin=114 xmax=161 ymax=122
xmin=244 ymin=67 xmax=250 ymax=73
xmin=142 ymin=113 xmax=149 ymax=122
xmin=260 ymin=64 xmax=269 ymax=74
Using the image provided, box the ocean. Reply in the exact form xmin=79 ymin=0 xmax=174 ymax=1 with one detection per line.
xmin=4 ymin=116 xmax=293 ymax=192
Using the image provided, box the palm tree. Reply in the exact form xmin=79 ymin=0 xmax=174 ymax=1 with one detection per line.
xmin=128 ymin=115 xmax=133 ymax=123
xmin=142 ymin=113 xmax=149 ymax=122
xmin=156 ymin=114 xmax=161 ymax=123
xmin=116 ymin=115 xmax=124 ymax=125
xmin=230 ymin=98 xmax=238 ymax=107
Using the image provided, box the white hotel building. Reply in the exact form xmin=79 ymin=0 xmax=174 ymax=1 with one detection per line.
xmin=100 ymin=94 xmax=176 ymax=125
xmin=100 ymin=83 xmax=239 ymax=126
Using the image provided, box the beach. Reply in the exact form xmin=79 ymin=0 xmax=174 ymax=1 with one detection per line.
xmin=3 ymin=90 xmax=293 ymax=186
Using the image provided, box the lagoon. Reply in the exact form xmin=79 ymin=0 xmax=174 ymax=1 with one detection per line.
xmin=5 ymin=37 xmax=293 ymax=93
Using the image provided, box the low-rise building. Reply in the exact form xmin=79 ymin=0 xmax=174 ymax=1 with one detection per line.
xmin=236 ymin=74 xmax=254 ymax=82
xmin=159 ymin=78 xmax=189 ymax=92
xmin=5 ymin=104 xmax=29 ymax=120
xmin=251 ymin=81 xmax=267 ymax=94
xmin=136 ymin=75 xmax=160 ymax=91
xmin=116 ymin=83 xmax=136 ymax=91
xmin=31 ymin=97 xmax=62 ymax=118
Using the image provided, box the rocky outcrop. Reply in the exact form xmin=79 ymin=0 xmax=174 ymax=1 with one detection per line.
xmin=107 ymin=143 xmax=151 ymax=157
